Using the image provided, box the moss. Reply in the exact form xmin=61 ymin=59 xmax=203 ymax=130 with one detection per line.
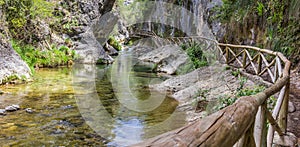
xmin=96 ymin=58 xmax=105 ymax=64
xmin=108 ymin=36 xmax=122 ymax=51
xmin=1 ymin=74 xmax=28 ymax=84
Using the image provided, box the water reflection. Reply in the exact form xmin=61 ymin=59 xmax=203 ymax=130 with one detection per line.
xmin=74 ymin=51 xmax=186 ymax=146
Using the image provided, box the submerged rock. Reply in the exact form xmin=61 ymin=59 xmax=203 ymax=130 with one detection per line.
xmin=0 ymin=109 xmax=6 ymax=115
xmin=5 ymin=104 xmax=20 ymax=112
xmin=61 ymin=105 xmax=74 ymax=110
xmin=25 ymin=108 xmax=33 ymax=113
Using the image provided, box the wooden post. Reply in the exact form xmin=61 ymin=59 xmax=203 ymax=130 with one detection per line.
xmin=226 ymin=47 xmax=229 ymax=64
xmin=254 ymin=103 xmax=267 ymax=147
xmin=257 ymin=53 xmax=262 ymax=75
xmin=278 ymin=80 xmax=290 ymax=133
xmin=243 ymin=50 xmax=247 ymax=68
xmin=235 ymin=124 xmax=256 ymax=147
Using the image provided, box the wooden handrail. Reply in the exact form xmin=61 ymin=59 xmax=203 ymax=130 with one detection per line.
xmin=132 ymin=37 xmax=292 ymax=147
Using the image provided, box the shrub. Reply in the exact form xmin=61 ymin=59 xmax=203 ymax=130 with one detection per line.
xmin=181 ymin=42 xmax=208 ymax=69
xmin=12 ymin=40 xmax=76 ymax=73
xmin=0 ymin=0 xmax=55 ymax=43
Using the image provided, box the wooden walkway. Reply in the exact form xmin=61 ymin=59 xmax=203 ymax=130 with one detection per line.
xmin=132 ymin=36 xmax=296 ymax=147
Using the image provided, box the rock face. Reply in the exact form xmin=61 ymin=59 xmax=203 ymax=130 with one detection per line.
xmin=75 ymin=29 xmax=112 ymax=64
xmin=0 ymin=0 xmax=118 ymax=83
xmin=0 ymin=8 xmax=31 ymax=84
xmin=53 ymin=0 xmax=117 ymax=64
xmin=0 ymin=38 xmax=31 ymax=84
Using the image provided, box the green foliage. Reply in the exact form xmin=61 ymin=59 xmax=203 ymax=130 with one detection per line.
xmin=181 ymin=42 xmax=209 ymax=69
xmin=211 ymin=0 xmax=255 ymax=23
xmin=193 ymin=89 xmax=209 ymax=100
xmin=236 ymin=86 xmax=265 ymax=97
xmin=62 ymin=19 xmax=79 ymax=33
xmin=0 ymin=0 xmax=55 ymax=43
xmin=267 ymin=96 xmax=276 ymax=110
xmin=212 ymin=75 xmax=265 ymax=111
xmin=256 ymin=1 xmax=265 ymax=16
xmin=191 ymin=89 xmax=210 ymax=108
xmin=211 ymin=0 xmax=299 ymax=64
xmin=108 ymin=36 xmax=122 ymax=51
xmin=30 ymin=0 xmax=54 ymax=19
xmin=213 ymin=95 xmax=237 ymax=111
xmin=12 ymin=40 xmax=76 ymax=73
xmin=237 ymin=77 xmax=248 ymax=90
xmin=213 ymin=85 xmax=265 ymax=111
xmin=231 ymin=69 xmax=241 ymax=77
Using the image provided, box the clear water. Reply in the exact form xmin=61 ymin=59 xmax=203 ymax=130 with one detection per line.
xmin=0 ymin=51 xmax=187 ymax=146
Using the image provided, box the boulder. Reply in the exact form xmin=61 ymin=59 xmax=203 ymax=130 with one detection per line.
xmin=138 ymin=45 xmax=194 ymax=75
xmin=0 ymin=36 xmax=31 ymax=84
xmin=75 ymin=29 xmax=114 ymax=64
xmin=104 ymin=43 xmax=119 ymax=56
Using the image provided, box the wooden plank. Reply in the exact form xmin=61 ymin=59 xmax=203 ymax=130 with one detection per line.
xmin=245 ymin=51 xmax=259 ymax=74
xmin=254 ymin=103 xmax=267 ymax=147
xmin=227 ymin=48 xmax=244 ymax=67
xmin=278 ymin=81 xmax=290 ymax=133
xmin=235 ymin=124 xmax=256 ymax=147
xmin=265 ymin=107 xmax=284 ymax=136
xmin=260 ymin=55 xmax=275 ymax=82
xmin=257 ymin=53 xmax=262 ymax=75
xmin=218 ymin=43 xmax=278 ymax=56
xmin=242 ymin=50 xmax=247 ymax=68
xmin=226 ymin=47 xmax=229 ymax=64
xmin=276 ymin=57 xmax=283 ymax=77
xmin=266 ymin=85 xmax=287 ymax=147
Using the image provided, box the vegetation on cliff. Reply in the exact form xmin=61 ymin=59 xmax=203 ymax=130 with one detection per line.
xmin=0 ymin=0 xmax=76 ymax=73
xmin=211 ymin=0 xmax=299 ymax=65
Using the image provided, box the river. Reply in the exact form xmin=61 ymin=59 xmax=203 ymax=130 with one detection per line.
xmin=0 ymin=50 xmax=187 ymax=146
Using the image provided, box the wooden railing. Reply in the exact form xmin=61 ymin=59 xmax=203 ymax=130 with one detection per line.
xmin=132 ymin=36 xmax=294 ymax=147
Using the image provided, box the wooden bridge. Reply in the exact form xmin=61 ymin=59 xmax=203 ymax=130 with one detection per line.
xmin=132 ymin=36 xmax=296 ymax=147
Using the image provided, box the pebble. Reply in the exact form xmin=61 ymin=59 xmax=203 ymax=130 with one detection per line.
xmin=288 ymin=101 xmax=296 ymax=113
xmin=5 ymin=104 xmax=20 ymax=112
xmin=0 ymin=109 xmax=6 ymax=115
xmin=0 ymin=90 xmax=4 ymax=95
xmin=25 ymin=108 xmax=33 ymax=113
xmin=61 ymin=105 xmax=74 ymax=110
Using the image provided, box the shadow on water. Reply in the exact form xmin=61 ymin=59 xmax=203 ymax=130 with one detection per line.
xmin=0 ymin=51 xmax=186 ymax=146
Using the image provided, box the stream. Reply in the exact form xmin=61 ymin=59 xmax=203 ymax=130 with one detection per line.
xmin=0 ymin=50 xmax=187 ymax=146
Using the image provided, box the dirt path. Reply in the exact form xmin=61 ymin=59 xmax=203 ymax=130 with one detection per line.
xmin=287 ymin=67 xmax=300 ymax=145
